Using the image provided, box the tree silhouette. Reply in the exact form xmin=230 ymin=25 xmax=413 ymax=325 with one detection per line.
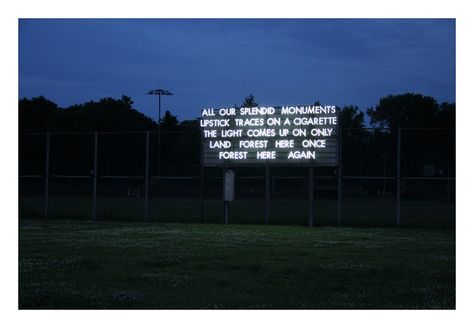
xmin=337 ymin=105 xmax=372 ymax=176
xmin=19 ymin=96 xmax=60 ymax=131
xmin=338 ymin=105 xmax=365 ymax=130
xmin=437 ymin=102 xmax=455 ymax=128
xmin=241 ymin=94 xmax=258 ymax=107
xmin=367 ymin=93 xmax=441 ymax=128
xmin=19 ymin=95 xmax=158 ymax=132
xmin=367 ymin=93 xmax=455 ymax=178
xmin=160 ymin=110 xmax=179 ymax=131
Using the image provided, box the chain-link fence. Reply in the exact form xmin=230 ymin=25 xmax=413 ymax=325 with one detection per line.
xmin=19 ymin=128 xmax=455 ymax=228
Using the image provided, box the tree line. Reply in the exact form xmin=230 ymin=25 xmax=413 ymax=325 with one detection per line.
xmin=19 ymin=93 xmax=455 ymax=178
xmin=19 ymin=92 xmax=455 ymax=132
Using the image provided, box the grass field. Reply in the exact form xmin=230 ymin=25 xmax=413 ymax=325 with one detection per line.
xmin=19 ymin=219 xmax=455 ymax=309
xmin=19 ymin=196 xmax=455 ymax=227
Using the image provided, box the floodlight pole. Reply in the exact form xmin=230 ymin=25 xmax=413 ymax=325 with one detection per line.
xmin=147 ymin=89 xmax=173 ymax=176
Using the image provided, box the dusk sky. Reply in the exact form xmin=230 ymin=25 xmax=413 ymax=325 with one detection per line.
xmin=19 ymin=19 xmax=455 ymax=122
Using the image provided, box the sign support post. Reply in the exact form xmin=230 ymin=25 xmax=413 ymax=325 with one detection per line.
xmin=223 ymin=169 xmax=235 ymax=224
xmin=224 ymin=200 xmax=229 ymax=224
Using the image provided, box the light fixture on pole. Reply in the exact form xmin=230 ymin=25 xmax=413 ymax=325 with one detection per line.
xmin=147 ymin=88 xmax=173 ymax=176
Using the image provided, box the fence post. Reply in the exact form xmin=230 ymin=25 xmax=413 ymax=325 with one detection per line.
xmin=396 ymin=127 xmax=401 ymax=227
xmin=44 ymin=132 xmax=50 ymax=218
xmin=265 ymin=165 xmax=270 ymax=224
xmin=200 ymin=131 xmax=204 ymax=222
xmin=144 ymin=131 xmax=149 ymax=221
xmin=157 ymin=99 xmax=161 ymax=177
xmin=223 ymin=169 xmax=228 ymax=224
xmin=200 ymin=164 xmax=204 ymax=222
xmin=308 ymin=167 xmax=314 ymax=227
xmin=92 ymin=132 xmax=98 ymax=220
xmin=337 ymin=126 xmax=342 ymax=225
xmin=447 ymin=160 xmax=451 ymax=203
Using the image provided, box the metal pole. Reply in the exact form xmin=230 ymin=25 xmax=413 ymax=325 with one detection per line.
xmin=223 ymin=169 xmax=228 ymax=224
xmin=200 ymin=129 xmax=204 ymax=222
xmin=396 ymin=127 xmax=401 ymax=227
xmin=447 ymin=160 xmax=450 ymax=202
xmin=44 ymin=132 xmax=50 ymax=218
xmin=383 ymin=156 xmax=386 ymax=196
xmin=272 ymin=175 xmax=275 ymax=195
xmin=92 ymin=132 xmax=98 ymax=220
xmin=158 ymin=93 xmax=161 ymax=124
xmin=144 ymin=131 xmax=150 ymax=221
xmin=265 ymin=165 xmax=270 ymax=224
xmin=157 ymin=93 xmax=161 ymax=177
xmin=337 ymin=126 xmax=342 ymax=225
xmin=224 ymin=201 xmax=229 ymax=224
xmin=308 ymin=167 xmax=314 ymax=227
xmin=200 ymin=164 xmax=204 ymax=222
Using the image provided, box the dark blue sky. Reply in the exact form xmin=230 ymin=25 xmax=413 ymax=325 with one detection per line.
xmin=19 ymin=19 xmax=455 ymax=122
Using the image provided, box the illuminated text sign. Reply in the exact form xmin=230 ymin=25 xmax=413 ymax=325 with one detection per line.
xmin=201 ymin=105 xmax=338 ymax=166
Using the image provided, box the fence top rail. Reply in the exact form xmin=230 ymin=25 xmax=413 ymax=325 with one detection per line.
xmin=21 ymin=131 xmax=95 ymax=135
xmin=402 ymin=176 xmax=456 ymax=180
xmin=100 ymin=175 xmax=145 ymax=179
xmin=20 ymin=132 xmax=49 ymax=136
xmin=50 ymin=175 xmax=91 ymax=178
xmin=19 ymin=174 xmax=456 ymax=181
xmin=343 ymin=176 xmax=396 ymax=180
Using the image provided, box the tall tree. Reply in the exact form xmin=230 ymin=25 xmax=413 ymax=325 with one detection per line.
xmin=367 ymin=93 xmax=455 ymax=177
xmin=338 ymin=105 xmax=365 ymax=130
xmin=337 ymin=105 xmax=372 ymax=175
xmin=19 ymin=96 xmax=60 ymax=132
xmin=241 ymin=94 xmax=258 ymax=107
xmin=437 ymin=102 xmax=455 ymax=128
xmin=160 ymin=110 xmax=179 ymax=131
xmin=367 ymin=93 xmax=440 ymax=128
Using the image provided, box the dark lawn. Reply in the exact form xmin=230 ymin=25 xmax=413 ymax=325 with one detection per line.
xmin=19 ymin=219 xmax=455 ymax=309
